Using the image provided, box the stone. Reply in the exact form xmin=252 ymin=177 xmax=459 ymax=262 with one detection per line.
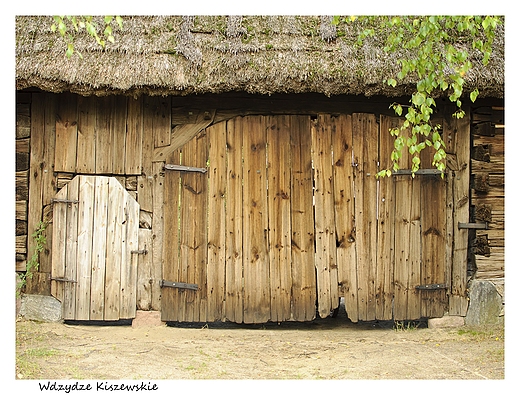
xmin=131 ymin=310 xmax=164 ymax=328
xmin=465 ymin=279 xmax=504 ymax=326
xmin=428 ymin=315 xmax=465 ymax=328
xmin=19 ymin=294 xmax=62 ymax=322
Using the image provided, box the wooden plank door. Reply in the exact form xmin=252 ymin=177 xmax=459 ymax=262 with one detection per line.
xmin=51 ymin=175 xmax=140 ymax=320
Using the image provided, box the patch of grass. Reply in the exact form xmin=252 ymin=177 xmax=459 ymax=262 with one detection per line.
xmin=25 ymin=348 xmax=58 ymax=358
xmin=457 ymin=326 xmax=504 ymax=341
xmin=394 ymin=320 xmax=420 ymax=331
xmin=16 ymin=354 xmax=41 ymax=379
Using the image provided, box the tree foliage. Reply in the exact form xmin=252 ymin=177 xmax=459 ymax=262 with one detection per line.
xmin=334 ymin=16 xmax=501 ymax=177
xmin=51 ymin=16 xmax=123 ymax=58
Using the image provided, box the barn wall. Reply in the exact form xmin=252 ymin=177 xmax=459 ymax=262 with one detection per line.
xmin=15 ymin=91 xmax=505 ymax=321
xmin=469 ymin=105 xmax=505 ymax=293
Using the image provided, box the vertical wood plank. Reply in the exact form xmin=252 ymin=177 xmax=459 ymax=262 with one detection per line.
xmin=50 ymin=184 xmax=69 ymax=303
xmin=120 ymin=193 xmax=139 ymax=319
xmin=63 ymin=176 xmax=80 ymax=319
xmin=161 ymin=149 xmax=182 ymax=322
xmin=137 ymin=228 xmax=153 ymax=310
xmin=76 ymin=96 xmax=97 ymax=173
xmin=151 ymin=161 xmax=165 ymax=311
xmin=449 ymin=113 xmax=471 ymax=315
xmin=38 ymin=94 xmax=57 ymax=280
xmin=95 ymin=96 xmax=115 ymax=174
xmin=351 ymin=113 xmax=379 ymax=321
xmin=125 ymin=97 xmax=144 ymax=175
xmin=89 ymin=177 xmax=109 ymax=320
xmin=27 ymin=93 xmax=44 ymax=264
xmin=75 ymin=176 xmax=95 ymax=320
xmin=207 ymin=122 xmax=227 ymax=321
xmin=112 ymin=96 xmax=128 ymax=175
xmin=267 ymin=115 xmax=292 ymax=321
xmin=55 ymin=92 xmax=78 ymax=173
xmin=290 ymin=116 xmax=316 ymax=321
xmin=420 ymin=138 xmax=448 ymax=318
xmin=26 ymin=93 xmax=43 ymax=293
xmin=178 ymin=132 xmax=208 ymax=322
xmin=332 ymin=114 xmax=358 ymax=321
xmin=153 ymin=96 xmax=172 ymax=149
xmin=225 ymin=118 xmax=244 ymax=323
xmin=376 ymin=116 xmax=397 ymax=320
xmin=312 ymin=115 xmax=338 ymax=318
xmin=392 ymin=125 xmax=422 ymax=320
xmin=139 ymin=97 xmax=155 ymax=213
xmin=104 ymin=177 xmax=123 ymax=320
xmin=242 ymin=116 xmax=270 ymax=323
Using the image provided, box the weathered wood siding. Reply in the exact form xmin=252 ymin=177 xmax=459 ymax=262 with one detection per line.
xmin=470 ymin=106 xmax=505 ymax=283
xmin=17 ymin=91 xmax=504 ymax=323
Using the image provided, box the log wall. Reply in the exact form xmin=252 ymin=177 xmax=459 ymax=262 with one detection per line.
xmin=470 ymin=106 xmax=505 ymax=284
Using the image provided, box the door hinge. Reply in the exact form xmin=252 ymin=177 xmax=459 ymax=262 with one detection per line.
xmin=164 ymin=164 xmax=207 ymax=174
xmin=160 ymin=280 xmax=198 ymax=291
xmin=50 ymin=277 xmax=77 ymax=283
xmin=458 ymin=222 xmax=489 ymax=230
xmin=415 ymin=283 xmax=447 ymax=290
xmin=51 ymin=198 xmax=79 ymax=204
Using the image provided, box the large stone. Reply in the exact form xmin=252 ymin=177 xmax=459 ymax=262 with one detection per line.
xmin=465 ymin=280 xmax=504 ymax=326
xmin=19 ymin=294 xmax=62 ymax=322
xmin=131 ymin=310 xmax=164 ymax=328
xmin=428 ymin=315 xmax=465 ymax=328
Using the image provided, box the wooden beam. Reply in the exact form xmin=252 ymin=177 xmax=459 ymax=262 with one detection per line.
xmin=153 ymin=109 xmax=215 ymax=162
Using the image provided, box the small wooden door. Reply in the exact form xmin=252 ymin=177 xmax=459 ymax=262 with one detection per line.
xmin=51 ymin=175 xmax=140 ymax=320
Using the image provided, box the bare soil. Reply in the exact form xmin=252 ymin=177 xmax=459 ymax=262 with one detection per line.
xmin=15 ymin=307 xmax=505 ymax=382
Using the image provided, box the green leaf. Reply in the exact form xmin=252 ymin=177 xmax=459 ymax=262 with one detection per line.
xmin=470 ymin=89 xmax=479 ymax=103
xmin=387 ymin=78 xmax=397 ymax=87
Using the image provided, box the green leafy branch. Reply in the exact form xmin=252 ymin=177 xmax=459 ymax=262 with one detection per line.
xmin=337 ymin=16 xmax=500 ymax=177
xmin=51 ymin=16 xmax=123 ymax=58
xmin=17 ymin=221 xmax=48 ymax=296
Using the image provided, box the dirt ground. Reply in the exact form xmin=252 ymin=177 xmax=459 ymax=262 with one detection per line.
xmin=15 ymin=304 xmax=506 ymax=385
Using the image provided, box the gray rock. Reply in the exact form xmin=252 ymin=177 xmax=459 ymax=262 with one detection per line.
xmin=19 ymin=294 xmax=62 ymax=322
xmin=465 ymin=280 xmax=504 ymax=326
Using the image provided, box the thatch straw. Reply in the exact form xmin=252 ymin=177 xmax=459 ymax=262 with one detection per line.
xmin=15 ymin=16 xmax=504 ymax=98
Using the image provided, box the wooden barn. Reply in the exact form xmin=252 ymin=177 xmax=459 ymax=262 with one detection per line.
xmin=15 ymin=16 xmax=505 ymax=324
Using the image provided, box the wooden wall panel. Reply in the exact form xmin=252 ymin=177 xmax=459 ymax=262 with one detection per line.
xmin=290 ymin=116 xmax=316 ymax=322
xmin=267 ymin=115 xmax=292 ymax=321
xmin=351 ymin=113 xmax=379 ymax=321
xmin=161 ymin=150 xmax=182 ymax=322
xmin=242 ymin=116 xmax=270 ymax=324
xmin=376 ymin=116 xmax=397 ymax=321
xmin=224 ymin=118 xmax=245 ymax=323
xmin=207 ymin=122 xmax=227 ymax=321
xmin=76 ymin=96 xmax=97 ymax=173
xmin=449 ymin=114 xmax=471 ymax=315
xmin=55 ymin=93 xmax=78 ymax=173
xmin=312 ymin=115 xmax=338 ymax=318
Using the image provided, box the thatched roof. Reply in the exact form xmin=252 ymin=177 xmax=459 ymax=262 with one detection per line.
xmin=15 ymin=15 xmax=504 ymax=98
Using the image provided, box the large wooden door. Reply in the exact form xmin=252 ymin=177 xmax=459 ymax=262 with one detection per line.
xmin=161 ymin=114 xmax=451 ymax=323
xmin=51 ymin=175 xmax=140 ymax=320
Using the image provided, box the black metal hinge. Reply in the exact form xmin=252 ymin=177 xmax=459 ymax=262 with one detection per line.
xmin=50 ymin=277 xmax=77 ymax=283
xmin=51 ymin=198 xmax=79 ymax=204
xmin=415 ymin=283 xmax=447 ymax=290
xmin=458 ymin=222 xmax=489 ymax=230
xmin=392 ymin=169 xmax=446 ymax=176
xmin=160 ymin=280 xmax=198 ymax=291
xmin=164 ymin=164 xmax=207 ymax=174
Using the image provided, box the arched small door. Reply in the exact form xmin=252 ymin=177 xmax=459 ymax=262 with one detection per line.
xmin=51 ymin=175 xmax=140 ymax=321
